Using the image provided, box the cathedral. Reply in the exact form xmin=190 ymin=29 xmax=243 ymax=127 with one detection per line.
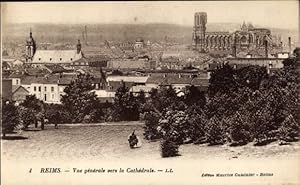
xmin=192 ymin=12 xmax=283 ymax=56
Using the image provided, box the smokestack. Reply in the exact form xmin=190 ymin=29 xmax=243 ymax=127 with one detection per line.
xmin=288 ymin=37 xmax=292 ymax=54
xmin=85 ymin=25 xmax=88 ymax=45
xmin=264 ymin=39 xmax=268 ymax=58
xmin=82 ymin=32 xmax=85 ymax=41
xmin=232 ymin=35 xmax=237 ymax=57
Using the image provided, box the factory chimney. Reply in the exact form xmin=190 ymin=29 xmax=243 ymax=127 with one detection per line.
xmin=264 ymin=39 xmax=268 ymax=58
xmin=288 ymin=37 xmax=292 ymax=55
xmin=85 ymin=25 xmax=88 ymax=45
xmin=232 ymin=35 xmax=237 ymax=57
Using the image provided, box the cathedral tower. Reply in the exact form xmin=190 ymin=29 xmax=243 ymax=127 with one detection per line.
xmin=192 ymin=12 xmax=207 ymax=52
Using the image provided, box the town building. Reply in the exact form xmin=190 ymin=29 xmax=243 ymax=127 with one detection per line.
xmin=20 ymin=74 xmax=76 ymax=104
xmin=71 ymin=55 xmax=109 ymax=68
xmin=2 ymin=58 xmax=24 ymax=70
xmin=106 ymin=76 xmax=149 ymax=91
xmin=12 ymin=86 xmax=29 ymax=103
xmin=146 ymin=73 xmax=194 ymax=95
xmin=2 ymin=79 xmax=13 ymax=100
xmin=7 ymin=73 xmax=23 ymax=86
xmin=107 ymin=59 xmax=156 ymax=70
xmin=134 ymin=38 xmax=144 ymax=50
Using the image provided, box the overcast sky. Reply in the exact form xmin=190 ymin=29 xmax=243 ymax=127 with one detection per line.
xmin=2 ymin=1 xmax=299 ymax=29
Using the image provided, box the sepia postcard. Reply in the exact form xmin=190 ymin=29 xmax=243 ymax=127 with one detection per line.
xmin=1 ymin=1 xmax=300 ymax=185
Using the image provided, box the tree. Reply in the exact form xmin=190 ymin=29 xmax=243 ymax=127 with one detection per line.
xmin=278 ymin=114 xmax=300 ymax=142
xmin=44 ymin=104 xmax=72 ymax=124
xmin=112 ymin=82 xmax=140 ymax=121
xmin=161 ymin=136 xmax=179 ymax=158
xmin=141 ymin=102 xmax=162 ymax=140
xmin=158 ymin=110 xmax=190 ymax=145
xmin=20 ymin=95 xmax=44 ymax=128
xmin=204 ymin=116 xmax=225 ymax=145
xmin=208 ymin=63 xmax=237 ymax=97
xmin=136 ymin=90 xmax=146 ymax=111
xmin=61 ymin=74 xmax=98 ymax=123
xmin=2 ymin=100 xmax=20 ymax=137
xmin=158 ymin=110 xmax=190 ymax=157
xmin=184 ymin=85 xmax=206 ymax=107
xmin=236 ymin=65 xmax=268 ymax=90
xmin=187 ymin=107 xmax=207 ymax=143
xmin=228 ymin=112 xmax=252 ymax=145
xmin=20 ymin=95 xmax=43 ymax=112
xmin=19 ymin=107 xmax=37 ymax=130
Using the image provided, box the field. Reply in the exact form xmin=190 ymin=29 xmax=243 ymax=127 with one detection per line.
xmin=2 ymin=122 xmax=300 ymax=162
xmin=2 ymin=123 xmax=300 ymax=185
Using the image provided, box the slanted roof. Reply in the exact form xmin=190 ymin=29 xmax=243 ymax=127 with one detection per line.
xmin=25 ymin=68 xmax=50 ymax=76
xmin=191 ymin=78 xmax=209 ymax=86
xmin=129 ymin=85 xmax=154 ymax=93
xmin=21 ymin=74 xmax=76 ymax=85
xmin=146 ymin=74 xmax=165 ymax=84
xmin=161 ymin=52 xmax=181 ymax=59
xmin=32 ymin=50 xmax=82 ymax=63
xmin=21 ymin=76 xmax=45 ymax=85
xmin=57 ymin=75 xmax=76 ymax=85
xmin=44 ymin=64 xmax=67 ymax=73
xmin=108 ymin=81 xmax=135 ymax=91
xmin=8 ymin=72 xmax=24 ymax=78
xmin=2 ymin=61 xmax=12 ymax=69
xmin=107 ymin=60 xmax=148 ymax=69
xmin=106 ymin=76 xmax=148 ymax=83
xmin=167 ymin=74 xmax=193 ymax=84
xmin=12 ymin=85 xmax=29 ymax=94
xmin=72 ymin=57 xmax=89 ymax=65
xmin=87 ymin=55 xmax=110 ymax=62
xmin=2 ymin=58 xmax=16 ymax=63
xmin=146 ymin=73 xmax=193 ymax=85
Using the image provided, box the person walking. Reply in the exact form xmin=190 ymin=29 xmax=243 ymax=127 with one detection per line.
xmin=54 ymin=111 xmax=60 ymax=129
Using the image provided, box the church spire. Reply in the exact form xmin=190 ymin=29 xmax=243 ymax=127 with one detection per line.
xmin=26 ymin=28 xmax=36 ymax=61
xmin=241 ymin=21 xmax=248 ymax=31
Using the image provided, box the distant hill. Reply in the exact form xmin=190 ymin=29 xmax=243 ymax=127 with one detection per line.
xmin=2 ymin=23 xmax=298 ymax=46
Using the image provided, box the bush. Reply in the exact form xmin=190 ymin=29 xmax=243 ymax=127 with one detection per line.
xmin=186 ymin=107 xmax=207 ymax=143
xmin=228 ymin=112 xmax=252 ymax=145
xmin=205 ymin=116 xmax=225 ymax=145
xmin=44 ymin=104 xmax=72 ymax=124
xmin=19 ymin=107 xmax=37 ymax=130
xmin=161 ymin=137 xmax=179 ymax=158
xmin=2 ymin=100 xmax=20 ymax=136
xmin=142 ymin=111 xmax=161 ymax=140
xmin=278 ymin=114 xmax=300 ymax=142
xmin=158 ymin=110 xmax=190 ymax=144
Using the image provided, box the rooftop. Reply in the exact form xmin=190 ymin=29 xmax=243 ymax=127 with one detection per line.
xmin=106 ymin=76 xmax=149 ymax=83
xmin=21 ymin=74 xmax=76 ymax=85
xmin=44 ymin=64 xmax=68 ymax=73
xmin=146 ymin=73 xmax=193 ymax=85
xmin=191 ymin=78 xmax=209 ymax=86
xmin=32 ymin=50 xmax=82 ymax=63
